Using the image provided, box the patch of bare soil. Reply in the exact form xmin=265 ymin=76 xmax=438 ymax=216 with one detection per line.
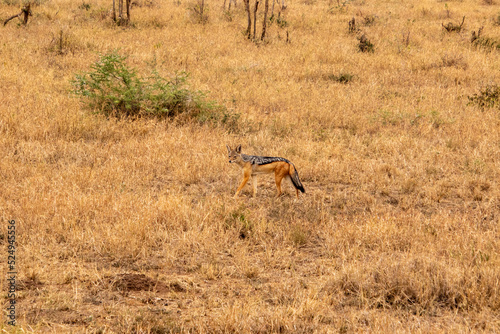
xmin=26 ymin=308 xmax=89 ymax=326
xmin=17 ymin=277 xmax=44 ymax=291
xmin=109 ymin=273 xmax=174 ymax=293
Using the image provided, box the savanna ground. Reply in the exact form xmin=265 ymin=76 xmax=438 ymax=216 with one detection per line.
xmin=1 ymin=0 xmax=500 ymax=332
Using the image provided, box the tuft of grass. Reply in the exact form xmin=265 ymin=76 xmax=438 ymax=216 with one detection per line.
xmin=225 ymin=206 xmax=253 ymax=239
xmin=290 ymin=224 xmax=309 ymax=247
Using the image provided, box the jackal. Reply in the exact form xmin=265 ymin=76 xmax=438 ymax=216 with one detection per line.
xmin=226 ymin=144 xmax=305 ymax=198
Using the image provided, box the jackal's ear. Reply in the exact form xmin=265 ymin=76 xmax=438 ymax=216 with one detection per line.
xmin=236 ymin=145 xmax=242 ymax=153
xmin=226 ymin=145 xmax=231 ymax=154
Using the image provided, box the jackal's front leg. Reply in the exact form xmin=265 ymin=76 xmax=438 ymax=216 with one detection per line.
xmin=234 ymin=168 xmax=251 ymax=198
xmin=252 ymin=176 xmax=258 ymax=197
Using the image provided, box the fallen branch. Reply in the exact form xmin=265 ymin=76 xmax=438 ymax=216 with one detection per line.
xmin=4 ymin=3 xmax=32 ymax=26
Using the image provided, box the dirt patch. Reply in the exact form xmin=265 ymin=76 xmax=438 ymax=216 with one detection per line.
xmin=26 ymin=308 xmax=88 ymax=326
xmin=110 ymin=273 xmax=172 ymax=293
xmin=17 ymin=277 xmax=44 ymax=291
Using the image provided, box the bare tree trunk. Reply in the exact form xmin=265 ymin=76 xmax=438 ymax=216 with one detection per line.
xmin=261 ymin=0 xmax=269 ymax=40
xmin=253 ymin=0 xmax=259 ymax=39
xmin=118 ymin=0 xmax=122 ymax=21
xmin=126 ymin=0 xmax=131 ymax=21
xmin=22 ymin=4 xmax=31 ymax=24
xmin=3 ymin=3 xmax=32 ymax=26
xmin=244 ymin=0 xmax=251 ymax=39
xmin=112 ymin=0 xmax=116 ymax=21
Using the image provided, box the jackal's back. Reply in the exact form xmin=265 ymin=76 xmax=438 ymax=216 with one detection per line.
xmin=241 ymin=154 xmax=291 ymax=166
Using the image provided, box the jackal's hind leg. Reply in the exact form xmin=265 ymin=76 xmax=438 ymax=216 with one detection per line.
xmin=275 ymin=173 xmax=284 ymax=198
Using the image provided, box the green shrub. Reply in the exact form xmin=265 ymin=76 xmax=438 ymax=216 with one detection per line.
xmin=72 ymin=51 xmax=232 ymax=124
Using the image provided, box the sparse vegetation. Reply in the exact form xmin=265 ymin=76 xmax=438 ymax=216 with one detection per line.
xmin=471 ymin=28 xmax=500 ymax=51
xmin=270 ymin=13 xmax=288 ymax=28
xmin=2 ymin=0 xmax=500 ymax=332
xmin=468 ymin=84 xmax=500 ymax=110
xmin=78 ymin=1 xmax=91 ymax=11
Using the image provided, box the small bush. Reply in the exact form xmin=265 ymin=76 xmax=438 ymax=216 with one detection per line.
xmin=72 ymin=51 xmax=231 ymax=123
xmin=78 ymin=2 xmax=91 ymax=10
xmin=470 ymin=27 xmax=500 ymax=51
xmin=47 ymin=29 xmax=84 ymax=55
xmin=494 ymin=12 xmax=500 ymax=26
xmin=325 ymin=72 xmax=354 ymax=84
xmin=473 ymin=36 xmax=500 ymax=51
xmin=222 ymin=10 xmax=233 ymax=22
xmin=189 ymin=0 xmax=209 ymax=24
xmin=270 ymin=14 xmax=288 ymax=28
xmin=358 ymin=34 xmax=374 ymax=53
xmin=467 ymin=84 xmax=500 ymax=110
xmin=442 ymin=16 xmax=465 ymax=33
xmin=363 ymin=14 xmax=376 ymax=26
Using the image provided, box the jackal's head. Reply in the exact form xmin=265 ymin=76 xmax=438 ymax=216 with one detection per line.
xmin=226 ymin=144 xmax=242 ymax=164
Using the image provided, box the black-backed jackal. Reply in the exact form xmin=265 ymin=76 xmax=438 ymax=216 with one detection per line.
xmin=226 ymin=144 xmax=305 ymax=198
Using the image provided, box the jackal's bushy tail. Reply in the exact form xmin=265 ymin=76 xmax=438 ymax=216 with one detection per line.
xmin=290 ymin=165 xmax=305 ymax=193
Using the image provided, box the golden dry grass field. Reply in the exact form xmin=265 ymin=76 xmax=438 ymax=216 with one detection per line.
xmin=1 ymin=0 xmax=500 ymax=332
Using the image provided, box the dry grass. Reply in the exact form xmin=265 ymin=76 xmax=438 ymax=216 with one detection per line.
xmin=1 ymin=0 xmax=500 ymax=332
